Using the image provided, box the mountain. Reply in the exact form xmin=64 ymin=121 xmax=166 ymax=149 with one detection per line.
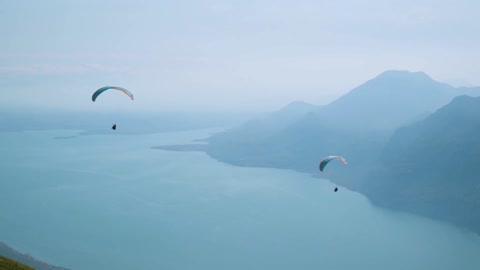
xmin=362 ymin=95 xmax=480 ymax=233
xmin=208 ymin=100 xmax=319 ymax=144
xmin=203 ymin=70 xmax=480 ymax=233
xmin=311 ymin=70 xmax=480 ymax=131
xmin=206 ymin=70 xmax=480 ymax=177
xmin=0 ymin=256 xmax=34 ymax=270
xmin=0 ymin=242 xmax=70 ymax=270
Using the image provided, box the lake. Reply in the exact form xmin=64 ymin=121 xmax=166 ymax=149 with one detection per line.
xmin=1 ymin=128 xmax=479 ymax=270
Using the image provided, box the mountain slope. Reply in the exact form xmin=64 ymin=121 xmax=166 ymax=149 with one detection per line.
xmin=0 ymin=256 xmax=34 ymax=270
xmin=208 ymin=100 xmax=319 ymax=143
xmin=312 ymin=70 xmax=480 ymax=131
xmin=0 ymin=242 xmax=70 ymax=270
xmin=207 ymin=70 xmax=480 ymax=179
xmin=362 ymin=95 xmax=480 ymax=233
xmin=204 ymin=70 xmax=480 ymax=233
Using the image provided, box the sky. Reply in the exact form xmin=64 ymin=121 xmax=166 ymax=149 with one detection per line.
xmin=1 ymin=0 xmax=480 ymax=112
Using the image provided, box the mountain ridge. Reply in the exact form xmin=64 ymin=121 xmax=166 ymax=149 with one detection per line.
xmin=361 ymin=95 xmax=480 ymax=232
xmin=202 ymin=70 xmax=480 ymax=234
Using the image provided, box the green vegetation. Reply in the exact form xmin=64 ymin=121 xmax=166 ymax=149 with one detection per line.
xmin=0 ymin=256 xmax=34 ymax=270
xmin=0 ymin=242 xmax=70 ymax=270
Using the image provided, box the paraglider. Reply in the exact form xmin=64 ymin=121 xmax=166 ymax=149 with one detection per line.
xmin=91 ymin=86 xmax=133 ymax=130
xmin=319 ymin=155 xmax=347 ymax=193
xmin=319 ymin=155 xmax=348 ymax=172
xmin=91 ymin=86 xmax=134 ymax=102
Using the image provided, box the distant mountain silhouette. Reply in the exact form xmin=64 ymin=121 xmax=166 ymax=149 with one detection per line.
xmin=309 ymin=70 xmax=480 ymax=131
xmin=209 ymin=100 xmax=319 ymax=144
xmin=207 ymin=70 xmax=480 ymax=174
xmin=363 ymin=95 xmax=480 ymax=233
xmin=204 ymin=70 xmax=480 ymax=234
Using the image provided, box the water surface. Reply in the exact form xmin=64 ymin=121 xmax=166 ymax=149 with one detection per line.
xmin=1 ymin=129 xmax=479 ymax=270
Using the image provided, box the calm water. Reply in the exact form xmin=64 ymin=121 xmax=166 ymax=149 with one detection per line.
xmin=1 ymin=128 xmax=479 ymax=270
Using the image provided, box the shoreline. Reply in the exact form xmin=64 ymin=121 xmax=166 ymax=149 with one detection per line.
xmin=152 ymin=142 xmax=480 ymax=236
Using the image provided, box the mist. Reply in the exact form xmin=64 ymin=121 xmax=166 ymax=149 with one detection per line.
xmin=3 ymin=1 xmax=480 ymax=270
xmin=2 ymin=0 xmax=480 ymax=112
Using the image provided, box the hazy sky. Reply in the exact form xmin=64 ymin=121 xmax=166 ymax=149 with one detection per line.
xmin=1 ymin=0 xmax=479 ymax=112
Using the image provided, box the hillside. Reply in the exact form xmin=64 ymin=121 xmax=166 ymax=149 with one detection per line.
xmin=0 ymin=256 xmax=34 ymax=270
xmin=361 ymin=95 xmax=480 ymax=233
xmin=203 ymin=70 xmax=480 ymax=233
xmin=206 ymin=70 xmax=480 ymax=179
xmin=0 ymin=242 xmax=70 ymax=270
xmin=208 ymin=100 xmax=319 ymax=143
xmin=314 ymin=70 xmax=469 ymax=131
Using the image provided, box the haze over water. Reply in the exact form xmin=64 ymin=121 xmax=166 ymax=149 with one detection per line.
xmin=1 ymin=128 xmax=480 ymax=270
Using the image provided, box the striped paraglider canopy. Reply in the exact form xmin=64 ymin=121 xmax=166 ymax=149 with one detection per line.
xmin=91 ymin=86 xmax=134 ymax=102
xmin=319 ymin=155 xmax=348 ymax=172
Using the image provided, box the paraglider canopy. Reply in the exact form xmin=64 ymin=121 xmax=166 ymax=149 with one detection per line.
xmin=92 ymin=86 xmax=134 ymax=102
xmin=319 ymin=155 xmax=348 ymax=172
